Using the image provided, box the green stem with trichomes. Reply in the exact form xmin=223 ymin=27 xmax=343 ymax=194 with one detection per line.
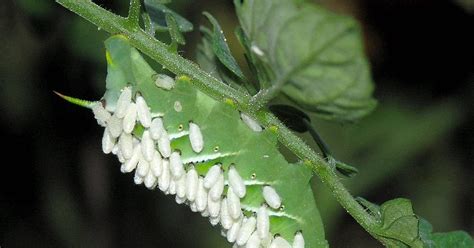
xmin=56 ymin=0 xmax=384 ymax=244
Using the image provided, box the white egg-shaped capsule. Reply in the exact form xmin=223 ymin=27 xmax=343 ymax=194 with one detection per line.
xmin=154 ymin=73 xmax=175 ymax=90
xmin=136 ymin=158 xmax=150 ymax=178
xmin=133 ymin=172 xmax=143 ymax=185
xmin=269 ymin=237 xmax=291 ymax=248
xmin=119 ymin=132 xmax=133 ymax=159
xmin=195 ymin=178 xmax=208 ymax=212
xmin=209 ymin=216 xmax=220 ymax=226
xmin=228 ymin=166 xmax=246 ymax=198
xmin=150 ymin=117 xmax=165 ymax=140
xmin=245 ymin=232 xmax=261 ymax=248
xmin=141 ymin=130 xmax=154 ymax=161
xmin=158 ymin=159 xmax=170 ymax=192
xmin=240 ymin=113 xmax=262 ymax=132
xmin=176 ymin=174 xmax=186 ymax=198
xmin=190 ymin=202 xmax=198 ymax=212
xmin=203 ymin=164 xmax=221 ymax=189
xmin=292 ymin=232 xmax=305 ymax=248
xmin=102 ymin=128 xmax=116 ymax=154
xmin=209 ymin=173 xmax=224 ymax=201
xmin=220 ymin=198 xmax=233 ymax=230
xmin=144 ymin=171 xmax=157 ymax=189
xmin=158 ymin=132 xmax=171 ymax=158
xmin=175 ymin=195 xmax=186 ymax=205
xmin=169 ymin=151 xmax=184 ymax=179
xmin=227 ymin=218 xmax=243 ymax=243
xmin=263 ymin=186 xmax=281 ymax=209
xmin=150 ymin=151 xmax=162 ymax=177
xmin=186 ymin=167 xmax=199 ymax=202
xmin=122 ymin=144 xmax=141 ymax=173
xmin=237 ymin=216 xmax=256 ymax=246
xmin=123 ymin=102 xmax=137 ymax=134
xmin=136 ymin=95 xmax=151 ymax=128
xmin=257 ymin=205 xmax=270 ymax=240
xmin=116 ymin=148 xmax=125 ymax=163
xmin=188 ymin=122 xmax=204 ymax=153
xmin=107 ymin=115 xmax=123 ymax=138
xmin=92 ymin=102 xmax=111 ymax=127
xmin=115 ymin=87 xmax=132 ymax=118
xmin=227 ymin=187 xmax=242 ymax=220
xmin=207 ymin=196 xmax=221 ymax=218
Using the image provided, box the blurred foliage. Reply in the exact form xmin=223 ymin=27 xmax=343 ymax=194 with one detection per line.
xmin=0 ymin=0 xmax=472 ymax=247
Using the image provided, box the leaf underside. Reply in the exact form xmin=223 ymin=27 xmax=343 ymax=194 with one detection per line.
xmin=235 ymin=0 xmax=377 ymax=121
xmin=103 ymin=35 xmax=329 ymax=248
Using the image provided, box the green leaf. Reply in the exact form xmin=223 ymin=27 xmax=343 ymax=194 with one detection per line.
xmin=419 ymin=218 xmax=474 ymax=248
xmin=144 ymin=0 xmax=193 ymax=32
xmin=235 ymin=0 xmax=377 ymax=121
xmin=203 ymin=12 xmax=246 ymax=80
xmin=102 ymin=35 xmax=328 ymax=248
xmin=196 ymin=27 xmax=248 ymax=93
xmin=431 ymin=231 xmax=474 ymax=248
xmin=53 ymin=91 xmax=94 ymax=108
xmin=166 ymin=13 xmax=185 ymax=45
xmin=418 ymin=218 xmax=435 ymax=248
xmin=377 ymin=198 xmax=424 ymax=247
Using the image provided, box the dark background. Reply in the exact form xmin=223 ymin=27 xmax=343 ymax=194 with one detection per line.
xmin=0 ymin=0 xmax=472 ymax=247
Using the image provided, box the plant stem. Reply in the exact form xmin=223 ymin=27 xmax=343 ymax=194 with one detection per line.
xmin=56 ymin=0 xmax=383 ymax=243
xmin=127 ymin=0 xmax=142 ymax=27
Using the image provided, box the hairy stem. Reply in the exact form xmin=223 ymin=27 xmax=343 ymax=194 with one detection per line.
xmin=127 ymin=0 xmax=142 ymax=26
xmin=56 ymin=0 xmax=383 ymax=244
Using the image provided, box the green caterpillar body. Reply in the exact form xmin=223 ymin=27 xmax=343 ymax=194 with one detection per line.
xmin=98 ymin=35 xmax=328 ymax=248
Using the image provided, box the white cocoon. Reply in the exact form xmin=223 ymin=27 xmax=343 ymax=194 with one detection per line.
xmin=102 ymin=128 xmax=115 ymax=154
xmin=220 ymin=198 xmax=233 ymax=230
xmin=92 ymin=102 xmax=111 ymax=127
xmin=150 ymin=151 xmax=162 ymax=177
xmin=209 ymin=173 xmax=224 ymax=201
xmin=189 ymin=122 xmax=204 ymax=153
xmin=227 ymin=187 xmax=242 ymax=220
xmin=141 ymin=130 xmax=154 ymax=161
xmin=154 ymin=74 xmax=175 ymax=90
xmin=195 ymin=178 xmax=208 ymax=212
xmin=158 ymin=132 xmax=171 ymax=158
xmin=204 ymin=164 xmax=221 ymax=189
xmin=186 ymin=167 xmax=199 ymax=202
xmin=123 ymin=102 xmax=137 ymax=134
xmin=119 ymin=132 xmax=133 ymax=159
xmin=228 ymin=166 xmax=246 ymax=198
xmin=292 ymin=232 xmax=305 ymax=248
xmin=136 ymin=95 xmax=151 ymax=128
xmin=270 ymin=237 xmax=291 ymax=248
xmin=144 ymin=171 xmax=157 ymax=189
xmin=227 ymin=218 xmax=242 ymax=243
xmin=136 ymin=158 xmax=150 ymax=177
xmin=246 ymin=232 xmax=261 ymax=248
xmin=150 ymin=118 xmax=165 ymax=140
xmin=115 ymin=87 xmax=131 ymax=118
xmin=257 ymin=205 xmax=269 ymax=240
xmin=237 ymin=216 xmax=256 ymax=246
xmin=107 ymin=115 xmax=123 ymax=138
xmin=263 ymin=186 xmax=282 ymax=209
xmin=169 ymin=151 xmax=184 ymax=179
xmin=158 ymin=159 xmax=170 ymax=192
xmin=123 ymin=144 xmax=141 ymax=173
xmin=240 ymin=113 xmax=262 ymax=132
xmin=207 ymin=197 xmax=221 ymax=218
